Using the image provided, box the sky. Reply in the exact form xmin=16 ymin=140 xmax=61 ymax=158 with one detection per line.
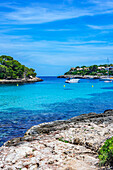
xmin=0 ymin=0 xmax=113 ymax=76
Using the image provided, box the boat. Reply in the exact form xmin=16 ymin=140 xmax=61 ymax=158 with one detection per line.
xmin=99 ymin=58 xmax=113 ymax=81
xmin=100 ymin=77 xmax=113 ymax=81
xmin=99 ymin=69 xmax=113 ymax=81
xmin=104 ymin=80 xmax=112 ymax=83
xmin=65 ymin=78 xmax=80 ymax=83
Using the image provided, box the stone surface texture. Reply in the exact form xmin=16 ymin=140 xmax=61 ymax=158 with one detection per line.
xmin=0 ymin=110 xmax=113 ymax=170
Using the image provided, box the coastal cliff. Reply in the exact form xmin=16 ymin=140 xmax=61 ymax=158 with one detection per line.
xmin=0 ymin=110 xmax=113 ymax=169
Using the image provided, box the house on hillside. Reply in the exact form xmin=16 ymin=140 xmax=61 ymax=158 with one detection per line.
xmin=70 ymin=67 xmax=75 ymax=72
xmin=70 ymin=67 xmax=75 ymax=71
xmin=98 ymin=66 xmax=105 ymax=70
xmin=84 ymin=67 xmax=89 ymax=70
xmin=76 ymin=68 xmax=83 ymax=71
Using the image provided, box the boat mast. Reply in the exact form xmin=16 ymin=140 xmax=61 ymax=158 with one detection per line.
xmin=107 ymin=57 xmax=109 ymax=78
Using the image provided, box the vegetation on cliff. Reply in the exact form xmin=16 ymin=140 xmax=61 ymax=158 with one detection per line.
xmin=65 ymin=64 xmax=113 ymax=76
xmin=0 ymin=55 xmax=37 ymax=79
xmin=98 ymin=136 xmax=113 ymax=167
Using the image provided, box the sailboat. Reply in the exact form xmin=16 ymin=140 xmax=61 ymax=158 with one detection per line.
xmin=99 ymin=68 xmax=113 ymax=82
xmin=99 ymin=58 xmax=113 ymax=82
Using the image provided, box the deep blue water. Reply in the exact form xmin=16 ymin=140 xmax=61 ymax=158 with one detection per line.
xmin=0 ymin=76 xmax=113 ymax=146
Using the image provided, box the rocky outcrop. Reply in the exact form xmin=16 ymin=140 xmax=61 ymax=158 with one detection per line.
xmin=57 ymin=75 xmax=83 ymax=78
xmin=57 ymin=75 xmax=100 ymax=79
xmin=25 ymin=110 xmax=113 ymax=137
xmin=0 ymin=77 xmax=43 ymax=84
xmin=0 ymin=110 xmax=113 ymax=169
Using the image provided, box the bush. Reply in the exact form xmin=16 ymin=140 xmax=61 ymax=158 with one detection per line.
xmin=98 ymin=136 xmax=113 ymax=167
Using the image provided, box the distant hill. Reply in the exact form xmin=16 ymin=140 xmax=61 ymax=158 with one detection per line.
xmin=0 ymin=55 xmax=37 ymax=79
xmin=65 ymin=64 xmax=113 ymax=76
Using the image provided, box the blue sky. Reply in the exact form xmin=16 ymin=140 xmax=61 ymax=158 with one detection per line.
xmin=0 ymin=0 xmax=113 ymax=75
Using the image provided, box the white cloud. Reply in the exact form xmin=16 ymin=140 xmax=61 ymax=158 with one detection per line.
xmin=0 ymin=4 xmax=91 ymax=24
xmin=0 ymin=35 xmax=113 ymax=67
xmin=91 ymin=0 xmax=113 ymax=9
xmin=0 ymin=27 xmax=30 ymax=33
xmin=1 ymin=1 xmax=113 ymax=25
xmin=88 ymin=24 xmax=113 ymax=30
xmin=0 ymin=1 xmax=113 ymax=75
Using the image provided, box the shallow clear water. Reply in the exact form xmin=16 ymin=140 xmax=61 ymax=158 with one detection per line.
xmin=0 ymin=76 xmax=113 ymax=146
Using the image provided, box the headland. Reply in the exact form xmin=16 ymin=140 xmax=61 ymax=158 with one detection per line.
xmin=0 ymin=77 xmax=43 ymax=84
xmin=58 ymin=64 xmax=113 ymax=79
xmin=0 ymin=55 xmax=43 ymax=84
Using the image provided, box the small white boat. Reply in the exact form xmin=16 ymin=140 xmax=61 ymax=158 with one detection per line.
xmin=100 ymin=77 xmax=113 ymax=81
xmin=104 ymin=80 xmax=112 ymax=83
xmin=65 ymin=78 xmax=80 ymax=83
xmin=99 ymin=63 xmax=113 ymax=81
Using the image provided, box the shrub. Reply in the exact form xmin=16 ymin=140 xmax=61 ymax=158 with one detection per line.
xmin=98 ymin=136 xmax=113 ymax=167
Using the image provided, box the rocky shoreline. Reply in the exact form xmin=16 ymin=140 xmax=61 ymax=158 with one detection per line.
xmin=57 ymin=75 xmax=104 ymax=79
xmin=0 ymin=110 xmax=113 ymax=169
xmin=0 ymin=77 xmax=43 ymax=84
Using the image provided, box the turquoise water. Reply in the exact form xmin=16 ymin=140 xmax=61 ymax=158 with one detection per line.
xmin=0 ymin=76 xmax=113 ymax=146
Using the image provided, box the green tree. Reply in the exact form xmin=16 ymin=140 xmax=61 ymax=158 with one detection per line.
xmin=0 ymin=55 xmax=37 ymax=79
xmin=89 ymin=65 xmax=98 ymax=72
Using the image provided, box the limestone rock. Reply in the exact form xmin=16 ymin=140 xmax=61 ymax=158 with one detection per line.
xmin=0 ymin=110 xmax=113 ymax=169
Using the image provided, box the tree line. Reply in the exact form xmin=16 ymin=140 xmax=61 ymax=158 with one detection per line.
xmin=65 ymin=64 xmax=113 ymax=76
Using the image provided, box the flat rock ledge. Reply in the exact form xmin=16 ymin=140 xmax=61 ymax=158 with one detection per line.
xmin=0 ymin=77 xmax=43 ymax=84
xmin=0 ymin=110 xmax=113 ymax=170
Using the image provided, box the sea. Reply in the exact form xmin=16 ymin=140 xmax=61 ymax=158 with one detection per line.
xmin=0 ymin=76 xmax=113 ymax=146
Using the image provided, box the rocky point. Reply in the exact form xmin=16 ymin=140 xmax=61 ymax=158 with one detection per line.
xmin=0 ymin=110 xmax=113 ymax=170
